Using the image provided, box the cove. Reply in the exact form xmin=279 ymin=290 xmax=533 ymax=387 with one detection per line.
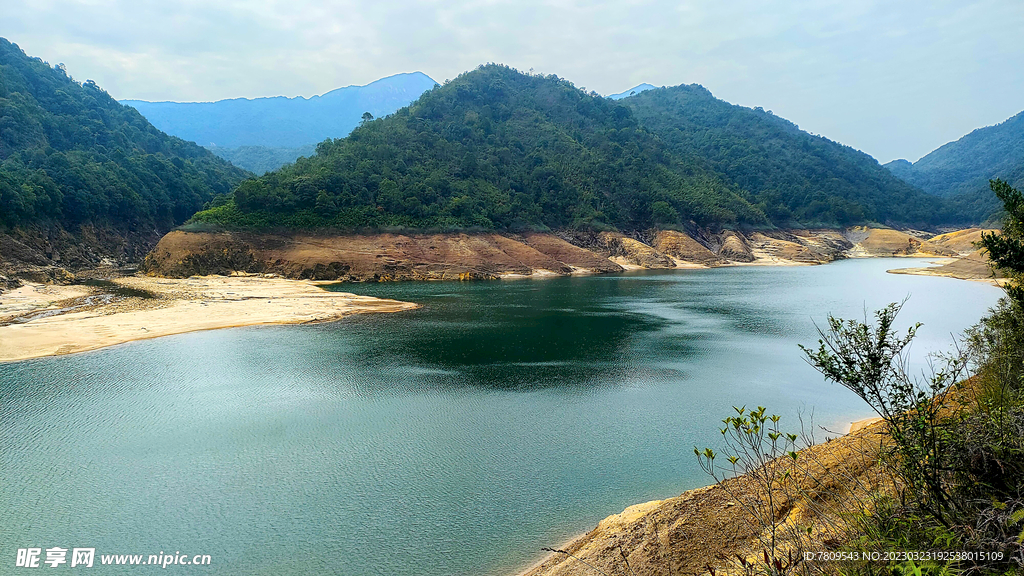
xmin=0 ymin=259 xmax=1003 ymax=575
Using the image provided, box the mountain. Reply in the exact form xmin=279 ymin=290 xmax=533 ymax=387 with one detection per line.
xmin=208 ymin=144 xmax=316 ymax=175
xmin=0 ymin=37 xmax=248 ymax=268
xmin=883 ymin=110 xmax=1024 ymax=222
xmin=122 ymin=72 xmax=438 ymax=150
xmin=191 ymin=65 xmax=961 ymax=233
xmin=618 ymin=84 xmax=959 ymax=227
xmin=608 ymin=83 xmax=657 ymax=100
xmin=192 ymin=64 xmax=768 ymax=232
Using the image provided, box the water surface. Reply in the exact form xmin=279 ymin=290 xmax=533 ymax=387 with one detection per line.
xmin=0 ymin=259 xmax=1002 ymax=575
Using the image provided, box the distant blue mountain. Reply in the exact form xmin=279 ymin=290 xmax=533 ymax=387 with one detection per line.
xmin=122 ymin=72 xmax=438 ymax=149
xmin=607 ymin=83 xmax=658 ymax=100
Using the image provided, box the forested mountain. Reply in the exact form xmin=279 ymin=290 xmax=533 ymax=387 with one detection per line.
xmin=884 ymin=110 xmax=1024 ymax=222
xmin=122 ymin=72 xmax=438 ymax=150
xmin=208 ymin=144 xmax=316 ymax=175
xmin=193 ymin=65 xmax=768 ymax=231
xmin=193 ymin=65 xmax=964 ymax=233
xmin=0 ymin=38 xmax=248 ymax=234
xmin=619 ymin=84 xmax=957 ymax=227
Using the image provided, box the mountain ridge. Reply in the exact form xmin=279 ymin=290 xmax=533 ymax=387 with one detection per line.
xmin=191 ymin=65 xmax=968 ymax=233
xmin=121 ymin=72 xmax=439 ymax=149
xmin=883 ymin=109 xmax=1024 ymax=222
xmin=608 ymin=83 xmax=657 ymax=100
xmin=191 ymin=64 xmax=769 ymax=233
xmin=615 ymin=83 xmax=960 ymax=227
xmin=0 ymin=37 xmax=248 ymax=271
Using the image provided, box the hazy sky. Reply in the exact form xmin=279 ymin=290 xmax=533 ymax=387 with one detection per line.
xmin=6 ymin=0 xmax=1023 ymax=162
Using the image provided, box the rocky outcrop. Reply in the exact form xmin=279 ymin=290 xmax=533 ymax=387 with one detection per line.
xmin=927 ymin=228 xmax=998 ymax=255
xmin=718 ymin=231 xmax=755 ymax=262
xmin=0 ymin=223 xmax=163 ymax=293
xmin=596 ymin=232 xmax=676 ymax=268
xmin=0 ymin=224 xmax=162 ymax=270
xmin=138 ymin=226 xmax=984 ymax=282
xmin=844 ymin=227 xmax=958 ymax=257
xmin=141 ymin=230 xmax=626 ymax=281
xmin=652 ymin=230 xmax=724 ymax=265
xmin=517 ymin=233 xmax=624 ymax=273
xmin=747 ymin=230 xmax=851 ymax=263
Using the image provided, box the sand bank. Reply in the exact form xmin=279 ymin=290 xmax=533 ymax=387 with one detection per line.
xmin=0 ymin=276 xmax=417 ymax=363
xmin=886 ymin=251 xmax=1006 ymax=285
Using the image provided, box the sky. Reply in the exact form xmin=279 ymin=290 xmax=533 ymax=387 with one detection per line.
xmin=5 ymin=0 xmax=1024 ymax=163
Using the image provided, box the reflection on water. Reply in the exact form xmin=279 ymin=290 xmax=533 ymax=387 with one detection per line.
xmin=327 ymin=276 xmax=672 ymax=391
xmin=0 ymin=259 xmax=1003 ymax=576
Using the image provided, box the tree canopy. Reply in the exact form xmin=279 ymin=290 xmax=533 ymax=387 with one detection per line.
xmin=193 ymin=65 xmax=766 ymax=231
xmin=980 ymin=179 xmax=1024 ymax=303
xmin=194 ymin=65 xmax=969 ymax=232
xmin=884 ymin=110 xmax=1024 ymax=223
xmin=0 ymin=37 xmax=249 ymax=232
xmin=619 ymin=84 xmax=962 ymax=227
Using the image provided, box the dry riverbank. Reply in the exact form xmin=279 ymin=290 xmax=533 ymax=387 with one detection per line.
xmin=884 ymin=228 xmax=1003 ymax=284
xmin=519 ymin=419 xmax=889 ymax=576
xmin=137 ymin=226 xmax=961 ymax=281
xmin=0 ymin=276 xmax=416 ymax=363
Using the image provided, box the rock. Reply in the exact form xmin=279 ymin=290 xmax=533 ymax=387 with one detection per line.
xmin=652 ymin=230 xmax=723 ymax=265
xmin=141 ymin=230 xmax=623 ymax=281
xmin=845 ymin=227 xmax=958 ymax=257
xmin=718 ymin=232 xmax=755 ymax=262
xmin=597 ymin=232 xmax=676 ymax=268
xmin=0 ymin=274 xmax=22 ymax=294
xmin=13 ymin=266 xmax=77 ymax=285
xmin=926 ymin=228 xmax=999 ymax=255
xmin=747 ymin=231 xmax=848 ymax=263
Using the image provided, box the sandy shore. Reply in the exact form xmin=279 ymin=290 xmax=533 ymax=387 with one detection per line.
xmin=886 ymin=257 xmax=1006 ymax=285
xmin=847 ymin=416 xmax=883 ymax=433
xmin=0 ymin=276 xmax=417 ymax=363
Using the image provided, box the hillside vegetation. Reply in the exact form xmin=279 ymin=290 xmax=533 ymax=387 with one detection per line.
xmin=0 ymin=38 xmax=248 ymax=233
xmin=193 ymin=65 xmax=966 ymax=233
xmin=620 ymin=84 xmax=958 ymax=227
xmin=208 ymin=144 xmax=316 ymax=175
xmin=192 ymin=65 xmax=767 ymax=232
xmin=885 ymin=110 xmax=1024 ymax=222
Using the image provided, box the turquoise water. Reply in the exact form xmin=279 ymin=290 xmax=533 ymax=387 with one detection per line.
xmin=0 ymin=259 xmax=1003 ymax=575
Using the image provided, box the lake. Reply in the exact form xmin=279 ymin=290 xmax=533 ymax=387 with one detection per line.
xmin=0 ymin=259 xmax=1003 ymax=575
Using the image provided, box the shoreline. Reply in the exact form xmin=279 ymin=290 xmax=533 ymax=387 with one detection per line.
xmin=0 ymin=276 xmax=417 ymax=363
xmin=515 ymin=416 xmax=888 ymax=576
xmin=0 ymin=253 xmax=996 ymax=363
xmin=886 ymin=261 xmax=1005 ymax=285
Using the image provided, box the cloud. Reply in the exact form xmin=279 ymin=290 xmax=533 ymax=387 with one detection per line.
xmin=6 ymin=0 xmax=1023 ymax=162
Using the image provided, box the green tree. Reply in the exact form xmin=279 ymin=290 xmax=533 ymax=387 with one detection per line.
xmin=0 ymin=37 xmax=247 ymax=231
xmin=979 ymin=179 xmax=1024 ymax=304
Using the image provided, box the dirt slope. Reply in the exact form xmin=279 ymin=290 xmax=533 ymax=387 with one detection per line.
xmin=520 ymin=421 xmax=889 ymax=576
xmin=141 ymin=231 xmax=625 ymax=281
xmin=136 ymin=227 xmax=983 ymax=282
xmin=927 ymin=228 xmax=999 ymax=255
xmin=845 ymin=227 xmax=958 ymax=257
xmin=652 ymin=230 xmax=724 ymax=265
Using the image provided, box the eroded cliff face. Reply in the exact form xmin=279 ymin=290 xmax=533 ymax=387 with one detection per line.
xmin=140 ymin=231 xmax=627 ymax=281
xmin=843 ymin=226 xmax=958 ymax=257
xmin=0 ymin=224 xmax=165 ymax=292
xmin=139 ymin=227 xmax=866 ymax=281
